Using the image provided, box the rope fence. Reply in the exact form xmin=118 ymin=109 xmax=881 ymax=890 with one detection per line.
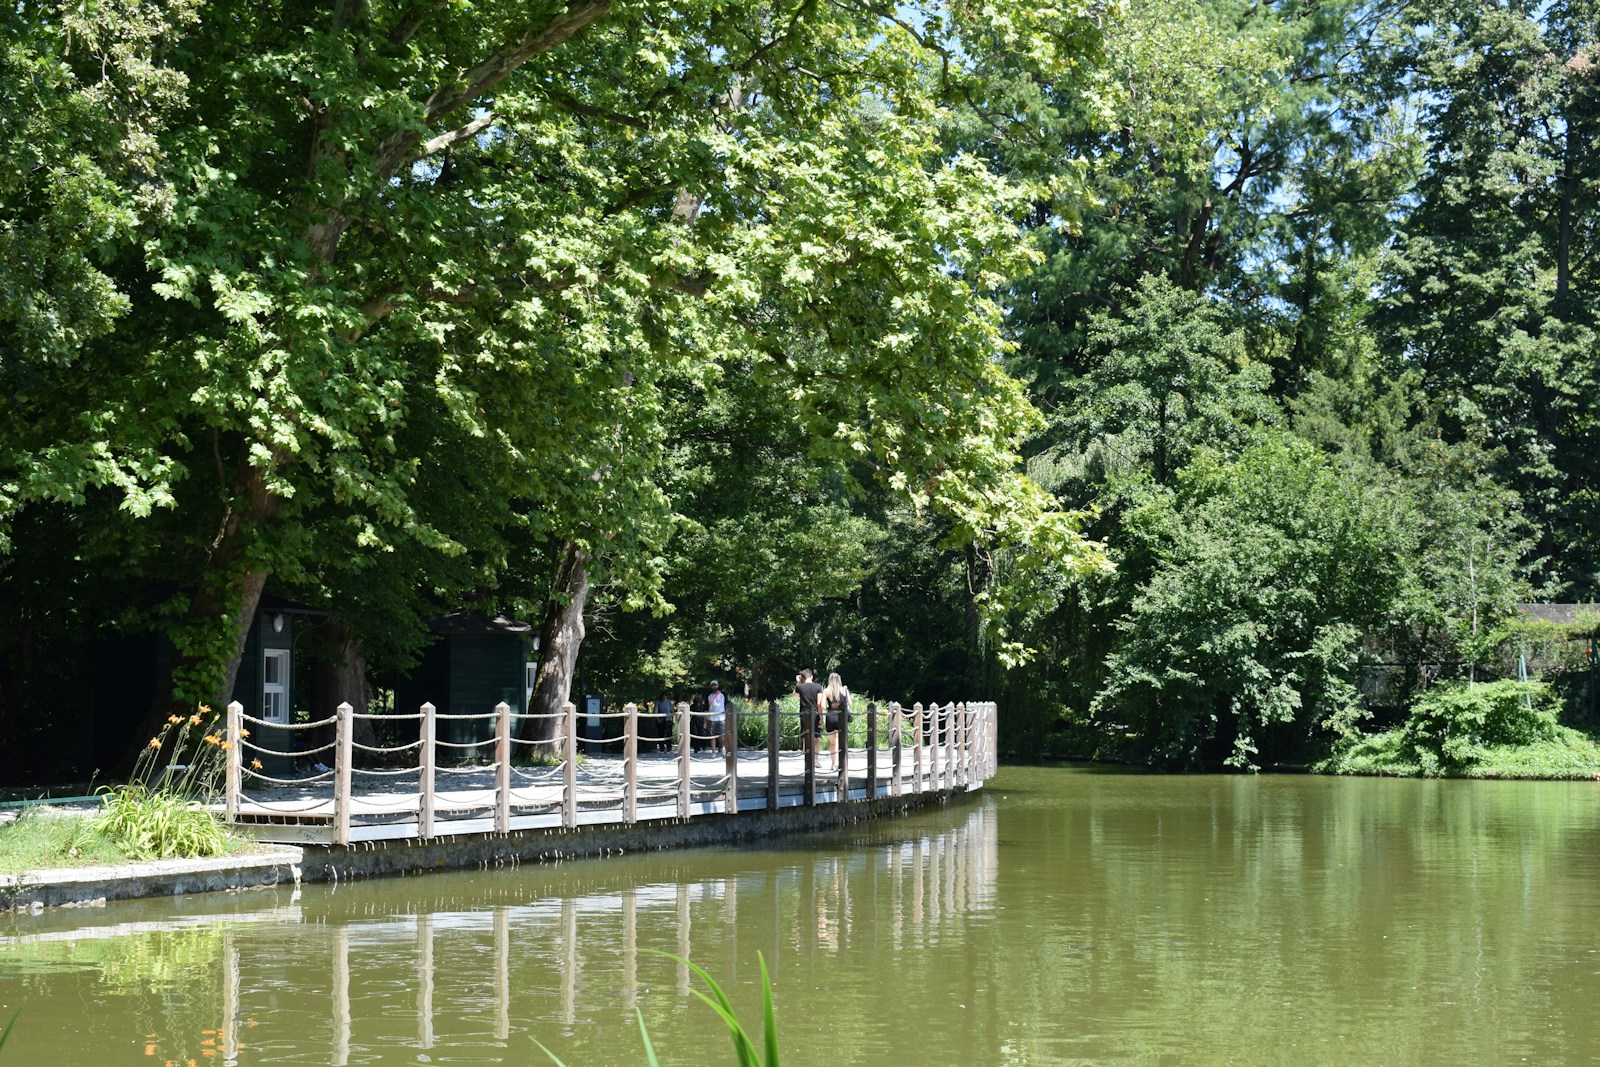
xmin=222 ymin=696 xmax=998 ymax=844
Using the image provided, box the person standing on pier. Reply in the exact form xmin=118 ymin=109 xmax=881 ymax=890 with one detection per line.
xmin=795 ymin=668 xmax=824 ymax=762
xmin=706 ymin=680 xmax=727 ymax=755
xmin=688 ymin=691 xmax=709 ymax=752
xmin=822 ymin=672 xmax=851 ymax=771
xmin=653 ymin=691 xmax=674 ymax=752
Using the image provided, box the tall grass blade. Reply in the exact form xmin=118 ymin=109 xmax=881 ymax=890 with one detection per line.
xmin=758 ymin=952 xmax=780 ymax=1067
xmin=636 ymin=1007 xmax=662 ymax=1067
xmin=0 ymin=1005 xmax=21 ymax=1054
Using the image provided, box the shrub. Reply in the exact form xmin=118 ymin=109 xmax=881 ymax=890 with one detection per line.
xmin=93 ymin=706 xmax=233 ymax=859
xmin=1402 ymin=680 xmax=1560 ymax=772
xmin=95 ymin=785 xmax=229 ymax=859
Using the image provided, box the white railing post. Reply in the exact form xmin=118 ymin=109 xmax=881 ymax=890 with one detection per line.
xmin=419 ymin=702 xmax=436 ymax=838
xmin=225 ymin=700 xmax=242 ymax=822
xmin=495 ymin=701 xmax=512 ymax=832
xmin=912 ymin=703 xmax=924 ymax=793
xmin=677 ymin=701 xmax=692 ymax=818
xmin=624 ymin=702 xmax=638 ymax=824
xmin=334 ymin=702 xmax=353 ymax=845
xmin=930 ymin=702 xmax=943 ymax=792
xmin=563 ymin=701 xmax=578 ymax=829
xmin=724 ymin=704 xmax=739 ymax=814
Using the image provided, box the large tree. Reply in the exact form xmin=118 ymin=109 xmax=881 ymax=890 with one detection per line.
xmin=1 ymin=1 xmax=1109 ymax=764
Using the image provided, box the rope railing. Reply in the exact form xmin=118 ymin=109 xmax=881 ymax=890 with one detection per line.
xmin=222 ymin=695 xmax=999 ymax=843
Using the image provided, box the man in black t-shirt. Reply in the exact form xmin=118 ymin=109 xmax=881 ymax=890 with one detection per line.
xmin=794 ymin=668 xmax=824 ymax=762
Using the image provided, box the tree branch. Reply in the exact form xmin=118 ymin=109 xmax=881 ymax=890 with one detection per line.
xmin=420 ymin=112 xmax=497 ymax=156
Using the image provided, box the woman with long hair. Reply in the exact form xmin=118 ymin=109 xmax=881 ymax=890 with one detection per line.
xmin=821 ymin=672 xmax=850 ymax=772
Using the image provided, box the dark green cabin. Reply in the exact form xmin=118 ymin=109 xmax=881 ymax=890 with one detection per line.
xmin=394 ymin=613 xmax=534 ymax=747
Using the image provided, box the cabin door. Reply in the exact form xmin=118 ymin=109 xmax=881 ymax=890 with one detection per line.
xmin=262 ymin=648 xmax=290 ymax=724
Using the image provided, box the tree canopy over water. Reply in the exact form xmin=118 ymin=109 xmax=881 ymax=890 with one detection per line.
xmin=2 ymin=0 xmax=1597 ymax=777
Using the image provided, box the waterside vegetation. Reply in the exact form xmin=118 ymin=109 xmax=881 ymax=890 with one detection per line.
xmin=2 ymin=0 xmax=1598 ymax=788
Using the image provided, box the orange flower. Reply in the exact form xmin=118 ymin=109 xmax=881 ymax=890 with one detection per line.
xmin=190 ymin=714 xmax=203 ymax=726
xmin=198 ymin=704 xmax=212 ymax=715
xmin=148 ymin=737 xmax=163 ymax=749
xmin=219 ymin=741 xmax=231 ymax=751
xmin=250 ymin=759 xmax=263 ymax=770
xmin=239 ymin=728 xmax=250 ymax=738
xmin=167 ymin=715 xmax=183 ymax=725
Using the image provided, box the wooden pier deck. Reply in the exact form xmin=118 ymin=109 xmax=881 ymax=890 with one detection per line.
xmin=223 ymin=700 xmax=996 ymax=845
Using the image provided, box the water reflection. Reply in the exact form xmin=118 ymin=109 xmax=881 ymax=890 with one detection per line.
xmin=6 ymin=771 xmax=1600 ymax=1064
xmin=0 ymin=801 xmax=998 ymax=1066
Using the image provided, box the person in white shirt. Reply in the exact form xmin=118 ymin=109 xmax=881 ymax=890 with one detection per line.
xmin=706 ymin=680 xmax=727 ymax=755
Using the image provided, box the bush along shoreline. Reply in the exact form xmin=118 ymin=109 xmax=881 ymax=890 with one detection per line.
xmin=1316 ymin=680 xmax=1600 ymax=780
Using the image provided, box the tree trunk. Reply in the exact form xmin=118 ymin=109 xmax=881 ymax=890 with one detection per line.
xmin=118 ymin=449 xmax=282 ymax=774
xmin=526 ymin=542 xmax=590 ymax=751
xmin=310 ymin=614 xmax=375 ymax=760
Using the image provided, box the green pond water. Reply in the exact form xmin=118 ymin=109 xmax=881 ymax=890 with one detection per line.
xmin=5 ymin=765 xmax=1600 ymax=1065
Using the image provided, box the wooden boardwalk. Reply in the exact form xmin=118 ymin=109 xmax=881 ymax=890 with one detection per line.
xmin=224 ymin=700 xmax=996 ymax=845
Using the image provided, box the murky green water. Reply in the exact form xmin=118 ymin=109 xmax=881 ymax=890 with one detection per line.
xmin=5 ymin=766 xmax=1600 ymax=1065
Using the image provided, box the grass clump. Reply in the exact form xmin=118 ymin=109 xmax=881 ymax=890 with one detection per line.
xmin=92 ymin=706 xmax=234 ymax=860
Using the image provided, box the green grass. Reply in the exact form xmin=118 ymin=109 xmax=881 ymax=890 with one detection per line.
xmin=0 ymin=810 xmax=129 ymax=874
xmin=1317 ymin=724 xmax=1600 ymax=779
xmin=0 ymin=809 xmax=258 ymax=875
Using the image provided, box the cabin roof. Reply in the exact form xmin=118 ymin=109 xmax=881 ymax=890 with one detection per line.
xmin=430 ymin=610 xmax=535 ymax=635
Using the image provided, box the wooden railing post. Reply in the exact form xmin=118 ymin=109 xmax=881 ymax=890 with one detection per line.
xmin=912 ymin=703 xmax=924 ymax=793
xmin=958 ymin=702 xmax=970 ymax=787
xmin=225 ymin=700 xmax=242 ymax=822
xmin=945 ymin=702 xmax=956 ymax=789
xmin=866 ymin=701 xmax=878 ymax=799
xmin=766 ymin=699 xmax=780 ymax=811
xmin=562 ymin=701 xmax=578 ymax=829
xmin=889 ymin=702 xmax=902 ymax=796
xmin=836 ymin=702 xmax=849 ymax=802
xmin=930 ymin=702 xmax=943 ymax=792
xmin=724 ymin=702 xmax=739 ymax=814
xmin=624 ymin=702 xmax=638 ymax=824
xmin=990 ymin=701 xmax=999 ymax=777
xmin=803 ymin=702 xmax=817 ymax=807
xmin=495 ymin=701 xmax=512 ymax=832
xmin=677 ymin=701 xmax=692 ymax=818
xmin=334 ymin=701 xmax=353 ymax=845
xmin=419 ymin=702 xmax=436 ymax=838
